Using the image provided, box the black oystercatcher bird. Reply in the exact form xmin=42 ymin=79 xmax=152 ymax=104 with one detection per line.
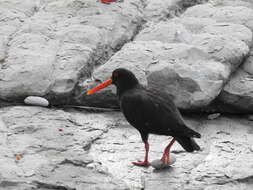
xmin=87 ymin=68 xmax=201 ymax=166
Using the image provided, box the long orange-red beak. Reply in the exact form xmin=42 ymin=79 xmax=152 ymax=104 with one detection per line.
xmin=86 ymin=79 xmax=112 ymax=95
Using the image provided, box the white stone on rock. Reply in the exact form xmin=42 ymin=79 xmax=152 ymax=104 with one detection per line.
xmin=207 ymin=113 xmax=221 ymax=120
xmin=24 ymin=96 xmax=49 ymax=107
xmin=151 ymin=154 xmax=176 ymax=170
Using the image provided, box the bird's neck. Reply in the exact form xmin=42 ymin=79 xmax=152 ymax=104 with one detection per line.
xmin=117 ymin=83 xmax=139 ymax=97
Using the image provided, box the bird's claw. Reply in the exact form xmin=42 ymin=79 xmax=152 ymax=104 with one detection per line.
xmin=132 ymin=160 xmax=150 ymax=167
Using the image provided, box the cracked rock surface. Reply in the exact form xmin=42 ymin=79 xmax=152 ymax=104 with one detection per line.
xmin=1 ymin=106 xmax=252 ymax=190
xmin=184 ymin=0 xmax=253 ymax=112
xmin=0 ymin=1 xmax=253 ymax=190
xmin=0 ymin=0 xmax=144 ymax=104
xmin=0 ymin=106 xmax=128 ymax=190
xmin=90 ymin=114 xmax=253 ymax=190
xmin=83 ymin=0 xmax=253 ymax=112
xmin=1 ymin=0 xmax=253 ymax=112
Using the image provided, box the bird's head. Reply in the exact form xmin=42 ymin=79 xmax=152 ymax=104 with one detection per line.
xmin=86 ymin=68 xmax=139 ymax=95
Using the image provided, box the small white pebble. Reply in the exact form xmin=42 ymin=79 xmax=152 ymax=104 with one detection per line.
xmin=24 ymin=96 xmax=49 ymax=107
xmin=151 ymin=155 xmax=176 ymax=170
xmin=86 ymin=163 xmax=96 ymax=169
xmin=207 ymin=113 xmax=221 ymax=120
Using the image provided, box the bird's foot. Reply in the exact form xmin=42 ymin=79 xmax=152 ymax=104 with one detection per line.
xmin=132 ymin=160 xmax=150 ymax=167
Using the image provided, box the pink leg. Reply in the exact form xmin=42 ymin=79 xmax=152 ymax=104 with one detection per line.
xmin=161 ymin=138 xmax=176 ymax=164
xmin=132 ymin=143 xmax=150 ymax=167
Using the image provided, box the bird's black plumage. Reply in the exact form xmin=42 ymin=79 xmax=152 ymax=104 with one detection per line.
xmin=87 ymin=68 xmax=201 ymax=166
xmin=112 ymin=68 xmax=201 ymax=152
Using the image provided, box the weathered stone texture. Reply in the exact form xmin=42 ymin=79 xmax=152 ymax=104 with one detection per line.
xmin=0 ymin=106 xmax=128 ymax=190
xmin=91 ymin=115 xmax=253 ymax=189
xmin=0 ymin=0 xmax=144 ymax=104
xmin=84 ymin=1 xmax=252 ymax=110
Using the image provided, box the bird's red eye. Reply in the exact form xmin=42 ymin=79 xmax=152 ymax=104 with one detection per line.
xmin=113 ymin=72 xmax=118 ymax=78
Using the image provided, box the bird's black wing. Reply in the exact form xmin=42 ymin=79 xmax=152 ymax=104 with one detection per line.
xmin=120 ymin=86 xmax=200 ymax=138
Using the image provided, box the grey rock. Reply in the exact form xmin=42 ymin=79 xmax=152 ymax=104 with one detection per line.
xmin=2 ymin=33 xmax=58 ymax=98
xmin=81 ymin=41 xmax=231 ymax=110
xmin=0 ymin=0 xmax=40 ymax=62
xmin=201 ymin=22 xmax=252 ymax=47
xmin=175 ymin=16 xmax=216 ymax=33
xmin=137 ymin=17 xmax=252 ymax=47
xmin=0 ymin=0 xmax=144 ymax=104
xmin=219 ymin=68 xmax=253 ymax=112
xmin=210 ymin=0 xmax=253 ymax=9
xmin=1 ymin=0 xmax=253 ymax=113
xmin=136 ymin=18 xmax=251 ymax=71
xmin=211 ymin=0 xmax=253 ymax=112
xmin=243 ymin=54 xmax=253 ymax=75
xmin=191 ymin=33 xmax=249 ymax=71
xmin=144 ymin=0 xmax=182 ymax=21
xmin=90 ymin=115 xmax=253 ymax=189
xmin=136 ymin=21 xmax=193 ymax=43
xmin=0 ymin=36 xmax=7 ymax=61
xmin=144 ymin=0 xmax=208 ymax=21
xmin=0 ymin=106 xmax=129 ymax=190
xmin=81 ymin=1 xmax=252 ymax=111
xmin=183 ymin=3 xmax=253 ymax=31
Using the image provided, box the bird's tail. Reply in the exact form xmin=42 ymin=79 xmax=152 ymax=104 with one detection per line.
xmin=183 ymin=125 xmax=201 ymax=138
xmin=175 ymin=137 xmax=200 ymax=152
